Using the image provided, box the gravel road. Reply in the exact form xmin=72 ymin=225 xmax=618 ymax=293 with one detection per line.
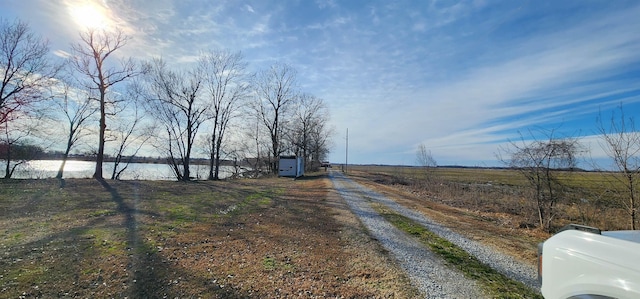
xmin=329 ymin=170 xmax=540 ymax=298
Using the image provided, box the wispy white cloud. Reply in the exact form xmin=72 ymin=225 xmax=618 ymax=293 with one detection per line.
xmin=2 ymin=0 xmax=639 ymax=166
xmin=319 ymin=2 xmax=640 ymax=165
xmin=307 ymin=15 xmax=352 ymax=31
xmin=52 ymin=49 xmax=71 ymax=59
xmin=315 ymin=0 xmax=337 ymax=9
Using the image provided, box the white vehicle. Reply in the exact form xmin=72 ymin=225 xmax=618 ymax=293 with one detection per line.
xmin=538 ymin=224 xmax=640 ymax=299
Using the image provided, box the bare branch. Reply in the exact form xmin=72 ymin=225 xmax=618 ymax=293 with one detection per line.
xmin=499 ymin=129 xmax=581 ymax=231
xmin=251 ymin=62 xmax=298 ymax=173
xmin=199 ymin=49 xmax=249 ymax=179
xmin=1 ymin=18 xmax=60 ymax=128
xmin=143 ymin=58 xmax=207 ymax=181
xmin=69 ymin=27 xmax=141 ymax=179
xmin=596 ymin=104 xmax=640 ymax=229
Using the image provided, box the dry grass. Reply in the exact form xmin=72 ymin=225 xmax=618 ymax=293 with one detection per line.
xmin=376 ymin=205 xmax=542 ymax=299
xmin=343 ymin=165 xmax=635 ymax=266
xmin=343 ymin=167 xmax=588 ymax=265
xmin=349 ymin=165 xmax=634 ymax=227
xmin=344 ymin=171 xmax=547 ymax=265
xmin=0 ymin=175 xmax=419 ymax=298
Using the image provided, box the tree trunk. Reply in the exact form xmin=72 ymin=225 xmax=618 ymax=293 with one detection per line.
xmin=214 ymin=136 xmax=223 ymax=180
xmin=628 ymin=173 xmax=637 ymax=230
xmin=208 ymin=150 xmax=215 ymax=180
xmin=272 ymin=110 xmax=279 ymax=174
xmin=208 ymin=123 xmax=218 ymax=180
xmin=56 ymin=133 xmax=75 ymax=179
xmin=56 ymin=151 xmax=70 ymax=179
xmin=94 ymin=90 xmax=106 ymax=179
xmin=183 ymin=158 xmax=190 ymax=181
xmin=110 ymin=154 xmax=121 ymax=180
xmin=183 ymin=137 xmax=191 ymax=181
xmin=3 ymin=146 xmax=11 ymax=179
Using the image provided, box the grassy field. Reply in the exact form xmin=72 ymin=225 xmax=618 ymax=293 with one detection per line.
xmin=346 ymin=165 xmax=633 ymax=231
xmin=0 ymin=175 xmax=419 ymax=298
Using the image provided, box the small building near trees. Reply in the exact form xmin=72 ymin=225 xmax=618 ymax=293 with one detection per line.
xmin=278 ymin=155 xmax=304 ymax=178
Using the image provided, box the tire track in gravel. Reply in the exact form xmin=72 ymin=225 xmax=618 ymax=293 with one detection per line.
xmin=329 ymin=171 xmax=488 ymax=298
xmin=341 ymin=174 xmax=541 ymax=291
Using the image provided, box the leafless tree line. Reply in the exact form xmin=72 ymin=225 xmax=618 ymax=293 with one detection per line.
xmin=1 ymin=20 xmax=333 ymax=181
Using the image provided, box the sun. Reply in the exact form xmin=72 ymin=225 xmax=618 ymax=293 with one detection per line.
xmin=68 ymin=2 xmax=111 ymax=30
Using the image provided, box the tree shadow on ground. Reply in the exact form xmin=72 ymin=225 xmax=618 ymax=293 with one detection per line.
xmin=0 ymin=178 xmax=253 ymax=298
xmin=94 ymin=177 xmax=253 ymax=298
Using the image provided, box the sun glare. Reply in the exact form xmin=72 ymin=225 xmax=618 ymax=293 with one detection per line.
xmin=68 ymin=2 xmax=111 ymax=30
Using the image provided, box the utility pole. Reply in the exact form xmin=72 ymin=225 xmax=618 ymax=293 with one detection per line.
xmin=345 ymin=128 xmax=348 ymax=174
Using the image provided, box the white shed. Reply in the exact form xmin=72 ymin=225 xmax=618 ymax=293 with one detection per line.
xmin=278 ymin=156 xmax=304 ymax=178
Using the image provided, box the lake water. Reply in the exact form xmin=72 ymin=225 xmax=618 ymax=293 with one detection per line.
xmin=0 ymin=160 xmax=235 ymax=180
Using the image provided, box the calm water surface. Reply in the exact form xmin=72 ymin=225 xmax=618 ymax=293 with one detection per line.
xmin=0 ymin=160 xmax=234 ymax=180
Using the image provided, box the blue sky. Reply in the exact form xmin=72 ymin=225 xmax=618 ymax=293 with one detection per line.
xmin=2 ymin=0 xmax=640 ymax=167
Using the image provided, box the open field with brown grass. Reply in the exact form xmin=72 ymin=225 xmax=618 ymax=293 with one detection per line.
xmin=343 ymin=165 xmax=635 ymax=266
xmin=347 ymin=165 xmax=633 ymax=230
xmin=0 ymin=174 xmax=419 ymax=298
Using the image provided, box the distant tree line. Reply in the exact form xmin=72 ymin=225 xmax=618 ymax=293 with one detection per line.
xmin=0 ymin=142 xmax=44 ymax=178
xmin=0 ymin=19 xmax=334 ymax=181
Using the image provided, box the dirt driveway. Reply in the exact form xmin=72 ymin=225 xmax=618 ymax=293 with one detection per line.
xmin=329 ymin=170 xmax=540 ymax=298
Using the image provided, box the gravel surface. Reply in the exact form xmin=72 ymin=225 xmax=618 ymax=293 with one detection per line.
xmin=330 ymin=171 xmax=486 ymax=298
xmin=329 ymin=171 xmax=541 ymax=298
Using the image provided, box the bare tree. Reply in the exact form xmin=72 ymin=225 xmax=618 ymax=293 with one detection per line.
xmin=144 ymin=58 xmax=207 ymax=181
xmin=252 ymin=63 xmax=298 ymax=173
xmin=239 ymin=109 xmax=272 ymax=177
xmin=53 ymin=81 xmax=97 ymax=179
xmin=109 ymin=83 xmax=152 ymax=180
xmin=1 ymin=113 xmax=44 ymax=178
xmin=224 ymin=141 xmax=244 ymax=178
xmin=501 ymin=130 xmax=580 ymax=231
xmin=288 ymin=94 xmax=331 ymax=171
xmin=70 ymin=28 xmax=140 ymax=180
xmin=597 ymin=104 xmax=640 ymax=229
xmin=1 ymin=18 xmax=59 ymax=138
xmin=308 ymin=117 xmax=333 ymax=169
xmin=416 ymin=143 xmax=437 ymax=175
xmin=199 ymin=49 xmax=248 ymax=180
